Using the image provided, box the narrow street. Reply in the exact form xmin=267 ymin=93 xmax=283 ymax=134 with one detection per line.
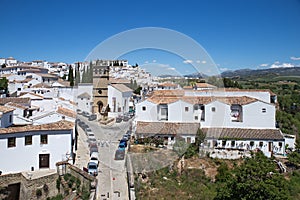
xmin=78 ymin=115 xmax=130 ymax=200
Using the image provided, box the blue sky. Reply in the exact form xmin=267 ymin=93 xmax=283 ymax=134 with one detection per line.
xmin=1 ymin=0 xmax=300 ymax=75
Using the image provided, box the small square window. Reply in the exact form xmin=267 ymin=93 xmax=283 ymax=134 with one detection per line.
xmin=194 ymin=116 xmax=198 ymax=120
xmin=142 ymin=106 xmax=146 ymax=111
xmin=259 ymin=142 xmax=263 ymax=147
xmin=25 ymin=135 xmax=32 ymax=145
xmin=8 ymin=137 xmax=16 ymax=148
xmin=185 ymin=107 xmax=189 ymax=112
xmin=262 ymin=108 xmax=266 ymax=113
xmin=40 ymin=134 xmax=48 ymax=144
xmin=200 ymin=105 xmax=205 ymax=110
xmin=212 ymin=107 xmax=216 ymax=112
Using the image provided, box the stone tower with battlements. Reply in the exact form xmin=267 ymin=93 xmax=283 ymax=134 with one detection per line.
xmin=92 ymin=63 xmax=109 ymax=115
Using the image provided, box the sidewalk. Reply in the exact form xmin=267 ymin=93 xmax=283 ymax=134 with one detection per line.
xmin=74 ymin=126 xmax=90 ymax=171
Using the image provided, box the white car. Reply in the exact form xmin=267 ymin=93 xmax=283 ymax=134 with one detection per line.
xmin=89 ymin=152 xmax=99 ymax=166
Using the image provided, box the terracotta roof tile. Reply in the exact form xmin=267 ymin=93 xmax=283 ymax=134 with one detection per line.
xmin=158 ymin=82 xmax=178 ymax=87
xmin=195 ymin=83 xmax=217 ymax=88
xmin=0 ymin=120 xmax=74 ymax=135
xmin=5 ymin=102 xmax=27 ymax=110
xmin=136 ymin=121 xmax=200 ymax=137
xmin=111 ymin=84 xmax=133 ymax=93
xmin=0 ymin=105 xmax=15 ymax=113
xmin=202 ymin=128 xmax=284 ymax=141
xmin=57 ymin=107 xmax=76 ymax=118
xmin=0 ymin=97 xmax=31 ymax=106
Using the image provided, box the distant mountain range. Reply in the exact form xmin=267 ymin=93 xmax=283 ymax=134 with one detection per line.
xmin=221 ymin=67 xmax=300 ymax=79
xmin=158 ymin=66 xmax=300 ymax=80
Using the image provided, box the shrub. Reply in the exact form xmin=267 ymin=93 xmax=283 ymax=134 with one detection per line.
xmin=36 ymin=189 xmax=42 ymax=197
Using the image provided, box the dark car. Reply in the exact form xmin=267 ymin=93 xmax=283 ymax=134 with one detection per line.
xmin=88 ymin=114 xmax=97 ymax=121
xmin=119 ymin=139 xmax=127 ymax=147
xmin=78 ymin=121 xmax=85 ymax=127
xmin=85 ymin=127 xmax=92 ymax=132
xmin=122 ymin=115 xmax=130 ymax=122
xmin=116 ymin=116 xmax=122 ymax=123
xmin=114 ymin=149 xmax=125 ymax=160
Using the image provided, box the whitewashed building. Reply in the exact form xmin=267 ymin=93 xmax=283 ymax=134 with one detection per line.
xmin=0 ymin=106 xmax=14 ymax=128
xmin=0 ymin=120 xmax=74 ymax=174
xmin=135 ymin=89 xmax=293 ymax=158
xmin=108 ymin=84 xmax=133 ymax=117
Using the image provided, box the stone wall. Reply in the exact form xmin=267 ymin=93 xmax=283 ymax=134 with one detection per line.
xmin=0 ymin=172 xmax=59 ymax=200
xmin=0 ymin=162 xmax=95 ymax=199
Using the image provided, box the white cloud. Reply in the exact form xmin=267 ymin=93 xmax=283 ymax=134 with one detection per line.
xmin=219 ymin=68 xmax=228 ymax=72
xmin=202 ymin=60 xmax=207 ymax=64
xmin=291 ymin=56 xmax=300 ymax=61
xmin=152 ymin=59 xmax=157 ymax=63
xmin=260 ymin=63 xmax=269 ymax=67
xmin=274 ymin=61 xmax=280 ymax=64
xmin=270 ymin=62 xmax=294 ymax=69
xmin=167 ymin=67 xmax=176 ymax=71
xmin=144 ymin=61 xmax=149 ymax=64
xmin=183 ymin=59 xmax=193 ymax=64
xmin=196 ymin=60 xmax=201 ymax=64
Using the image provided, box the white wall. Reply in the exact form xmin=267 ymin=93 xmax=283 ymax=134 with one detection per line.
xmin=201 ymin=101 xmax=276 ymax=129
xmin=206 ymin=139 xmax=284 ymax=157
xmin=168 ymin=100 xmax=195 ymax=122
xmin=77 ymin=98 xmax=92 ymax=113
xmin=243 ymin=101 xmax=275 ymax=129
xmin=108 ymin=85 xmax=132 ymax=114
xmin=135 ymin=100 xmax=157 ymax=121
xmin=201 ymin=101 xmax=230 ymax=128
xmin=0 ymin=130 xmax=72 ymax=174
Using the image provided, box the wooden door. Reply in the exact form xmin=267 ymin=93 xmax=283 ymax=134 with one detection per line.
xmin=39 ymin=154 xmax=50 ymax=168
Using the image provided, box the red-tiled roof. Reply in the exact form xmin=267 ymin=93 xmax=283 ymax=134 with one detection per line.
xmin=202 ymin=128 xmax=284 ymax=141
xmin=0 ymin=97 xmax=31 ymax=106
xmin=0 ymin=120 xmax=74 ymax=135
xmin=57 ymin=107 xmax=76 ymax=118
xmin=136 ymin=121 xmax=200 ymax=137
xmin=0 ymin=105 xmax=15 ymax=113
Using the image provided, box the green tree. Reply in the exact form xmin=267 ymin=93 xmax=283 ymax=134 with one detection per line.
xmin=75 ymin=63 xmax=81 ymax=85
xmin=288 ymin=151 xmax=300 ymax=168
xmin=215 ymin=151 xmax=290 ymax=200
xmin=68 ymin=65 xmax=74 ymax=87
xmin=0 ymin=77 xmax=8 ymax=95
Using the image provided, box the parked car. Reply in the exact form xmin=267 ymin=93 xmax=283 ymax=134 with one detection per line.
xmin=122 ymin=135 xmax=129 ymax=141
xmin=116 ymin=116 xmax=122 ymax=123
xmin=89 ymin=143 xmax=99 ymax=154
xmin=82 ymin=111 xmax=90 ymax=118
xmin=87 ymin=162 xmax=98 ymax=176
xmin=89 ymin=152 xmax=99 ymax=166
xmin=81 ymin=124 xmax=89 ymax=129
xmin=118 ymin=143 xmax=126 ymax=151
xmin=78 ymin=121 xmax=85 ymax=127
xmin=85 ymin=127 xmax=92 ymax=133
xmin=114 ymin=149 xmax=125 ymax=160
xmin=119 ymin=139 xmax=127 ymax=147
xmin=88 ymin=114 xmax=97 ymax=121
xmin=88 ymin=137 xmax=97 ymax=146
xmin=122 ymin=115 xmax=130 ymax=122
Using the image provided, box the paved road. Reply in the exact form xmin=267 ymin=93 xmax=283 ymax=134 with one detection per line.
xmin=78 ymin=115 xmax=130 ymax=200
